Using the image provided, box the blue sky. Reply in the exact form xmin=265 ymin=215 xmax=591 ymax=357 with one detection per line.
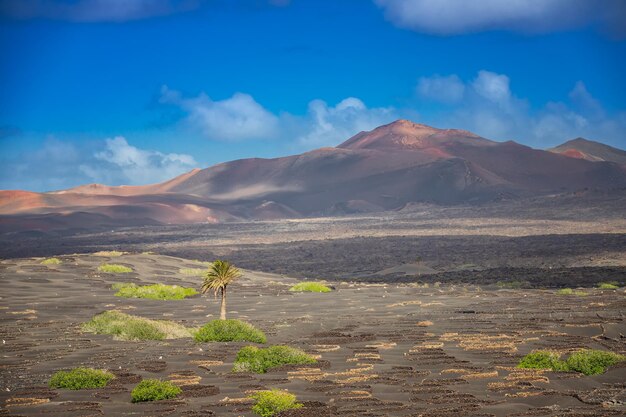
xmin=1 ymin=0 xmax=625 ymax=191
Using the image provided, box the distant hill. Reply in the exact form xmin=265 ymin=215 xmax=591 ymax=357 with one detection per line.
xmin=2 ymin=120 xmax=626 ymax=232
xmin=549 ymin=137 xmax=626 ymax=165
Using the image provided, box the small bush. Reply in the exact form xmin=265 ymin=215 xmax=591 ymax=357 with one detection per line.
xmin=131 ymin=379 xmax=181 ymax=402
xmin=94 ymin=251 xmax=125 ymax=256
xmin=289 ymin=282 xmax=332 ymax=293
xmin=41 ymin=257 xmax=62 ymax=265
xmin=113 ymin=283 xmax=198 ymax=300
xmin=233 ymin=345 xmax=316 ymax=374
xmin=517 ymin=351 xmax=565 ymax=371
xmin=179 ymin=268 xmax=206 ymax=276
xmin=82 ymin=310 xmax=192 ymax=341
xmin=49 ymin=367 xmax=114 ymax=390
xmin=195 ymin=319 xmax=266 ymax=343
xmin=98 ymin=264 xmax=133 ymax=274
xmin=565 ymin=349 xmax=625 ymax=375
xmin=517 ymin=349 xmax=625 ymax=375
xmin=250 ymin=389 xmax=302 ymax=417
xmin=598 ymin=282 xmax=620 ymax=290
xmin=556 ymin=288 xmax=587 ymax=296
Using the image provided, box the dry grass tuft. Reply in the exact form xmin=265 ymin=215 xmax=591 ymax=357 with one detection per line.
xmin=8 ymin=309 xmax=37 ymax=315
xmin=462 ymin=371 xmax=499 ymax=380
xmin=6 ymin=397 xmax=50 ymax=407
xmin=220 ymin=396 xmax=255 ymax=405
xmin=312 ymin=344 xmax=341 ymax=352
xmin=93 ymin=251 xmax=126 ymax=257
xmin=366 ymin=342 xmax=397 ymax=350
xmin=168 ymin=372 xmax=201 ymax=386
xmin=387 ymin=300 xmax=422 ymax=308
xmin=441 ymin=333 xmax=519 ymax=353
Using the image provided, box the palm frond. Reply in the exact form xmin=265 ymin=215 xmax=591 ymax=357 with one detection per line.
xmin=201 ymin=260 xmax=241 ymax=296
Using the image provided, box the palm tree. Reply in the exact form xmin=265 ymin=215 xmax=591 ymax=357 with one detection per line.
xmin=201 ymin=260 xmax=242 ymax=320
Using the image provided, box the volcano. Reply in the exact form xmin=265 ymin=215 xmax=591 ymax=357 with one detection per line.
xmin=549 ymin=137 xmax=626 ymax=165
xmin=2 ymin=120 xmax=625 ymax=232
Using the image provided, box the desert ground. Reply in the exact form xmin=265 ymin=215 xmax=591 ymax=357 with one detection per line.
xmin=0 ymin=252 xmax=625 ymax=416
xmin=2 ymin=195 xmax=625 ymax=287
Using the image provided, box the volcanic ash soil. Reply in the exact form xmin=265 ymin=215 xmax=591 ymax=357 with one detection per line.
xmin=1 ymin=253 xmax=625 ymax=416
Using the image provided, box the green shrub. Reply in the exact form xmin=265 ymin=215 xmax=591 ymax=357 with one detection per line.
xmin=556 ymin=288 xmax=587 ymax=296
xmin=82 ymin=310 xmax=192 ymax=341
xmin=49 ymin=367 xmax=114 ymax=390
xmin=194 ymin=319 xmax=266 ymax=343
xmin=517 ymin=351 xmax=565 ymax=371
xmin=98 ymin=264 xmax=133 ymax=273
xmin=565 ymin=349 xmax=625 ymax=375
xmin=179 ymin=267 xmax=206 ymax=276
xmin=94 ymin=251 xmax=125 ymax=257
xmin=250 ymin=389 xmax=302 ymax=417
xmin=112 ymin=283 xmax=198 ymax=300
xmin=233 ymin=345 xmax=316 ymax=374
xmin=131 ymin=379 xmax=181 ymax=402
xmin=41 ymin=257 xmax=62 ymax=265
xmin=598 ymin=282 xmax=620 ymax=290
xmin=289 ymin=282 xmax=332 ymax=293
xmin=517 ymin=349 xmax=625 ymax=375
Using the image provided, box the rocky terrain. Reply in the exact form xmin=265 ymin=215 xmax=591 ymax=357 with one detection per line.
xmin=1 ymin=253 xmax=624 ymax=416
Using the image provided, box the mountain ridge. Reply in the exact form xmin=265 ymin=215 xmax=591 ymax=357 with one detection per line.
xmin=1 ymin=120 xmax=625 ymax=232
xmin=549 ymin=137 xmax=626 ymax=165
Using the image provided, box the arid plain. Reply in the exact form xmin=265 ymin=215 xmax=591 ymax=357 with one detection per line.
xmin=1 ymin=193 xmax=625 ymax=417
xmin=1 ymin=252 xmax=625 ymax=417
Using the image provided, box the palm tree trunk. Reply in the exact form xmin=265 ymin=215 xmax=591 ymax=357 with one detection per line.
xmin=220 ymin=288 xmax=227 ymax=320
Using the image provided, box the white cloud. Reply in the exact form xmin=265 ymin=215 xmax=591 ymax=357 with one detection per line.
xmin=374 ymin=0 xmax=626 ymax=36
xmin=415 ymin=70 xmax=626 ymax=147
xmin=161 ymin=86 xmax=397 ymax=147
xmin=94 ymin=136 xmax=197 ymax=184
xmin=471 ymin=71 xmax=511 ymax=105
xmin=0 ymin=136 xmax=197 ymax=191
xmin=417 ymin=74 xmax=465 ymax=104
xmin=161 ymin=87 xmax=280 ymax=141
xmin=295 ymin=97 xmax=396 ymax=147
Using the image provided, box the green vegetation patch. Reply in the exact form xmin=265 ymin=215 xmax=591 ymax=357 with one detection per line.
xmin=94 ymin=251 xmax=125 ymax=257
xmin=565 ymin=349 xmax=626 ymax=375
xmin=82 ymin=310 xmax=192 ymax=341
xmin=112 ymin=283 xmax=198 ymax=300
xmin=98 ymin=264 xmax=133 ymax=273
xmin=131 ymin=379 xmax=181 ymax=402
xmin=179 ymin=267 xmax=207 ymax=276
xmin=517 ymin=351 xmax=566 ymax=371
xmin=518 ymin=349 xmax=625 ymax=375
xmin=289 ymin=282 xmax=332 ymax=293
xmin=250 ymin=389 xmax=302 ymax=417
xmin=41 ymin=257 xmax=62 ymax=265
xmin=598 ymin=281 xmax=620 ymax=290
xmin=195 ymin=319 xmax=266 ymax=343
xmin=233 ymin=345 xmax=316 ymax=374
xmin=49 ymin=367 xmax=115 ymax=390
xmin=556 ymin=288 xmax=587 ymax=296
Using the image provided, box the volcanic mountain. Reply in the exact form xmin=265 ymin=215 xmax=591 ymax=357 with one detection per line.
xmin=2 ymin=120 xmax=626 ymax=232
xmin=549 ymin=137 xmax=626 ymax=165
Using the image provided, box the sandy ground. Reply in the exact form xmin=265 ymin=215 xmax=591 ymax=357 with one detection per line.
xmin=1 ymin=253 xmax=625 ymax=416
